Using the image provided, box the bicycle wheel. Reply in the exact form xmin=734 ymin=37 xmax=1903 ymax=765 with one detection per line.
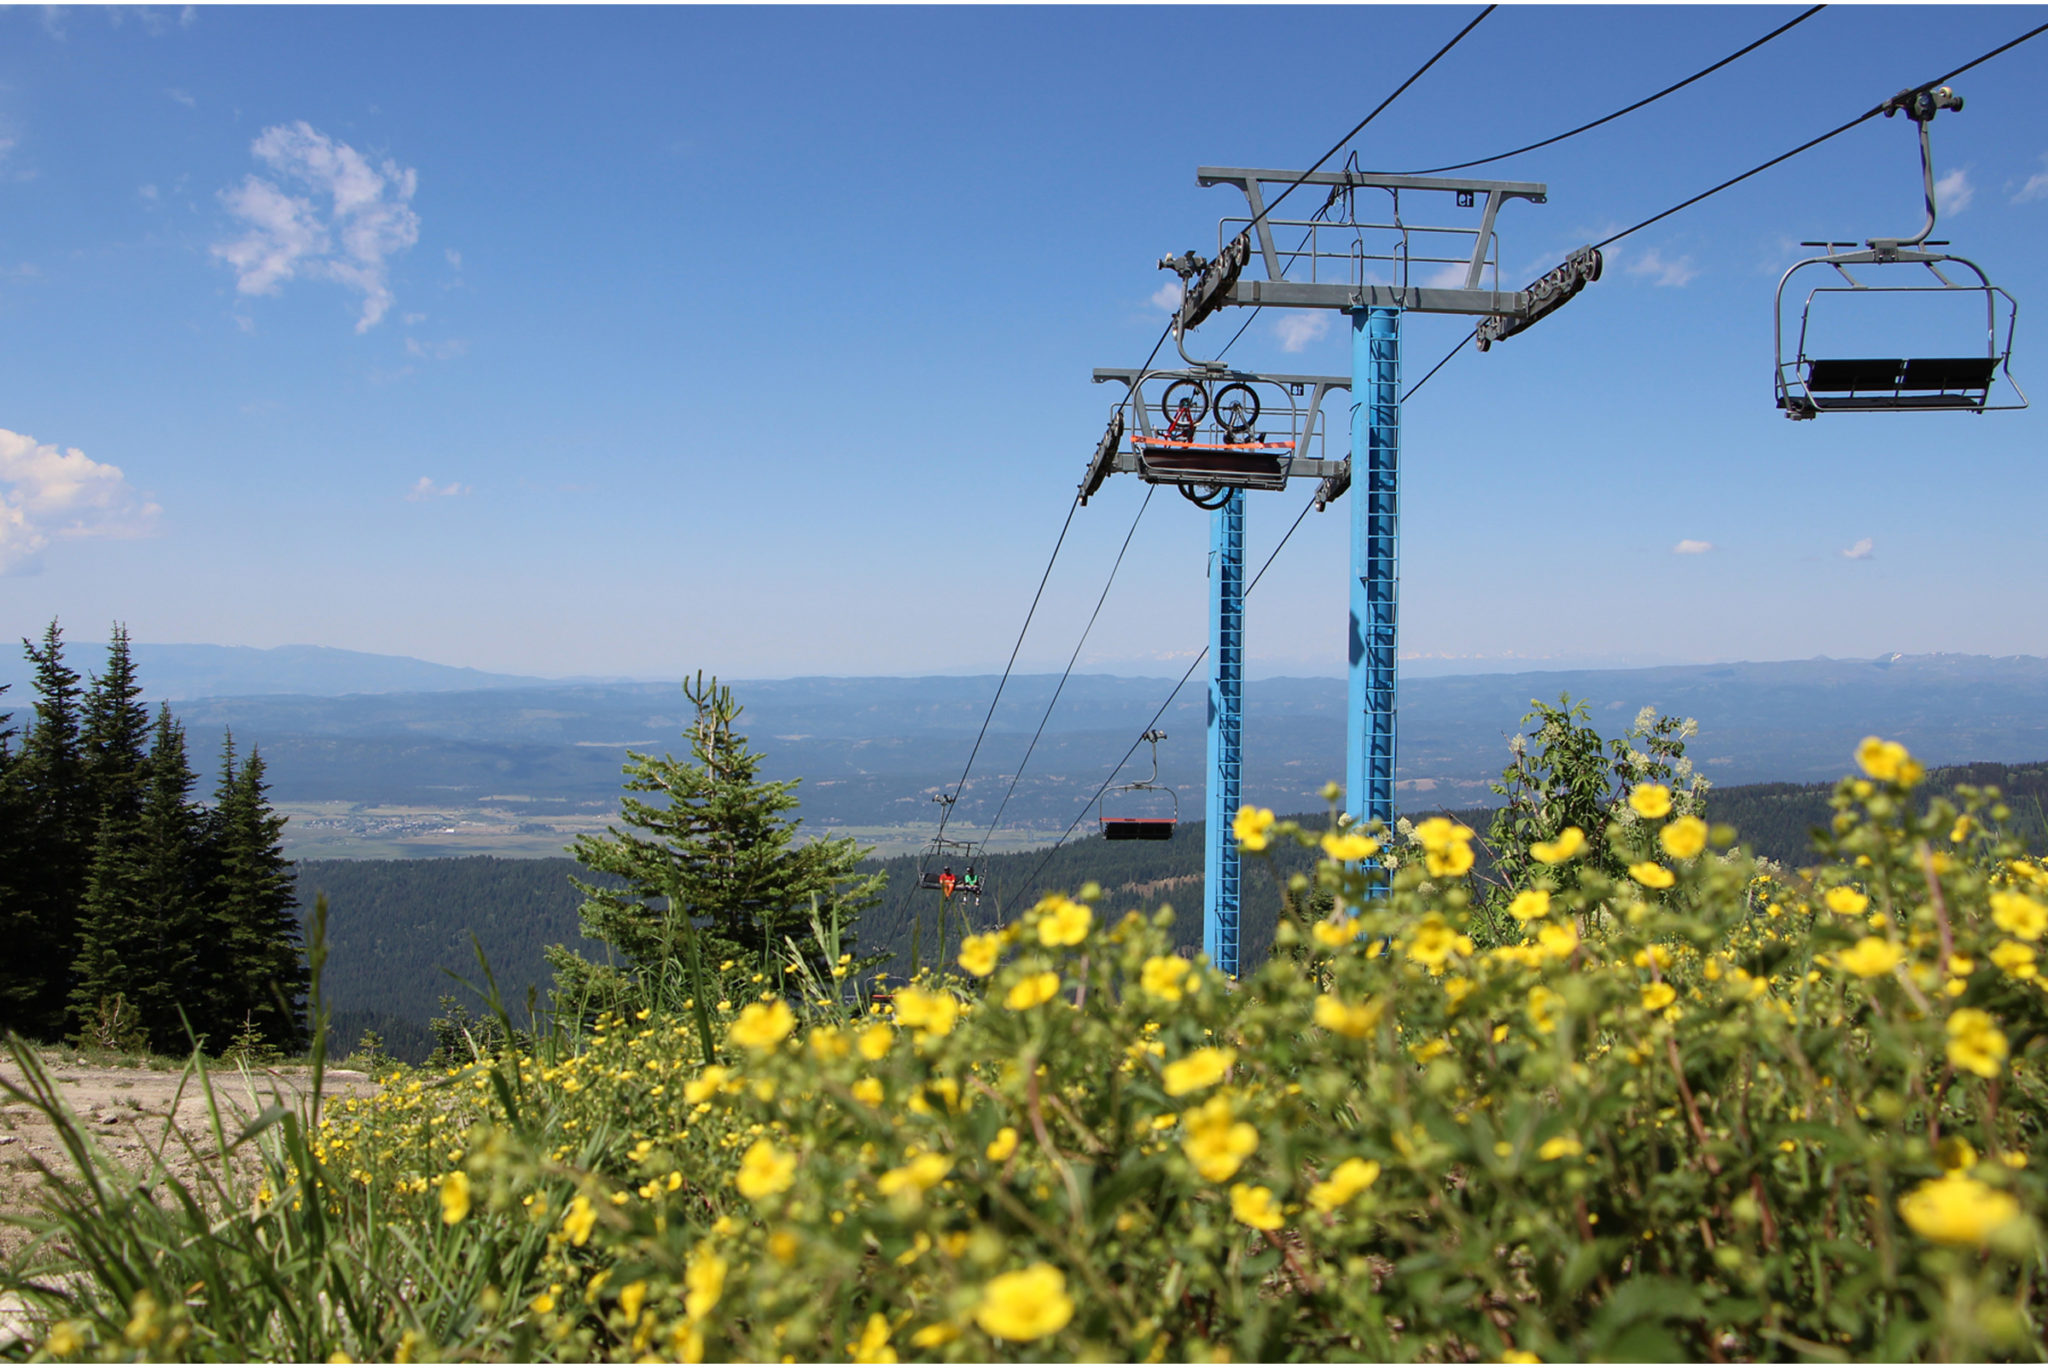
xmin=1160 ymin=380 xmax=1208 ymax=439
xmin=1211 ymin=382 xmax=1261 ymax=436
xmin=1179 ymin=482 xmax=1233 ymax=510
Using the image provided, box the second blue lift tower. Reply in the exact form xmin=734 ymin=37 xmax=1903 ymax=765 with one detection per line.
xmin=1083 ymin=165 xmax=1598 ymax=970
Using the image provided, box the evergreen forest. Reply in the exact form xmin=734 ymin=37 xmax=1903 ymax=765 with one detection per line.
xmin=0 ymin=622 xmax=307 ymax=1055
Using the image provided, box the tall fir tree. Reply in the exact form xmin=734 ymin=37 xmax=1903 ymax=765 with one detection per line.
xmin=70 ymin=707 xmax=206 ymax=1053
xmin=205 ymin=738 xmax=308 ymax=1052
xmin=69 ymin=627 xmax=159 ymax=1044
xmin=551 ymin=673 xmax=881 ymax=1015
xmin=3 ymin=622 xmax=93 ymax=1039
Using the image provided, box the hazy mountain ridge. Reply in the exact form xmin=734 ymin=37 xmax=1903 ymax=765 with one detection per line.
xmin=98 ymin=652 xmax=2048 ymax=839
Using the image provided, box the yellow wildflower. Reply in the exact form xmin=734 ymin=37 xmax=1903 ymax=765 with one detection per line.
xmin=1527 ymin=985 xmax=1564 ymax=1035
xmin=1229 ymin=1183 xmax=1285 ymax=1231
xmin=1321 ymin=829 xmax=1380 ymax=862
xmin=561 ymin=1194 xmax=597 ymax=1247
xmin=1990 ymin=891 xmax=2047 ymax=941
xmin=1141 ymin=955 xmax=1192 ymax=1002
xmin=618 ymin=1279 xmax=648 ymax=1327
xmin=1628 ymin=784 xmax=1672 ymax=819
xmin=1537 ymin=922 xmax=1578 ymax=961
xmin=852 ymin=1313 xmax=897 ymax=1364
xmin=1507 ymin=889 xmax=1550 ymax=923
xmin=878 ymin=1150 xmax=951 ymax=1203
xmin=1314 ymin=994 xmax=1384 ymax=1039
xmin=1824 ymin=886 xmax=1870 ymax=916
xmin=1162 ymin=1046 xmax=1237 ymax=1097
xmin=438 ymin=1170 xmax=471 ymax=1226
xmin=958 ymin=933 xmax=1002 ymax=977
xmin=683 ymin=1065 xmax=731 ymax=1105
xmin=986 ymin=1127 xmax=1020 ymax=1162
xmin=735 ymin=1139 xmax=797 ymax=1201
xmin=1856 ymin=736 xmax=1924 ymax=787
xmin=809 ymin=1026 xmax=849 ymax=1061
xmin=1036 ymin=896 xmax=1093 ymax=947
xmin=1537 ymin=1136 xmax=1583 ymax=1161
xmin=1834 ymin=937 xmax=1906 ymax=979
xmin=728 ymin=999 xmax=795 ymax=1051
xmin=1640 ymin=982 xmax=1677 ymax=1012
xmin=1233 ymin=805 xmax=1276 ymax=852
xmin=1530 ymin=827 xmax=1586 ymax=864
xmin=1412 ymin=816 xmax=1477 ymax=877
xmin=1306 ymin=1156 xmax=1380 ymax=1212
xmin=1407 ymin=916 xmax=1467 ymax=968
xmin=974 ymin=1264 xmax=1074 ymax=1342
xmin=1990 ymin=939 xmax=2037 ymax=980
xmin=1898 ymin=1174 xmax=2021 ymax=1246
xmin=1182 ymin=1095 xmax=1258 ymax=1182
xmin=1004 ymin=971 xmax=1061 ymax=1011
xmin=851 ymin=1077 xmax=884 ymax=1107
xmin=1659 ymin=814 xmax=1707 ymax=860
xmin=857 ymin=1023 xmax=894 ymax=1060
xmin=1311 ymin=916 xmax=1363 ymax=948
xmin=909 ymin=1323 xmax=962 ymax=1349
xmin=1629 ymin=862 xmax=1675 ymax=890
xmin=1945 ymin=1008 xmax=2008 ymax=1078
xmin=893 ymin=986 xmax=960 ymax=1040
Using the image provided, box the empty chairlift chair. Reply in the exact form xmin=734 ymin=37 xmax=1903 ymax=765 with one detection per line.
xmin=1099 ymin=729 xmax=1178 ymax=841
xmin=1774 ymin=86 xmax=2025 ymax=420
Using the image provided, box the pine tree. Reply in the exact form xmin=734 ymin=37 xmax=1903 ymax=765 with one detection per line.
xmin=551 ymin=673 xmax=881 ymax=1015
xmin=3 ymin=622 xmax=93 ymax=1039
xmin=206 ymin=740 xmax=308 ymax=1052
xmin=69 ymin=628 xmax=160 ymax=1044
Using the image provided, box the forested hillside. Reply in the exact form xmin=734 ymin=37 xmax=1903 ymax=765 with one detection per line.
xmin=300 ymin=759 xmax=2048 ymax=1059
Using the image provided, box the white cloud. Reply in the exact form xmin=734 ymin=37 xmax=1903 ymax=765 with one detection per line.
xmin=444 ymin=248 xmax=462 ymax=270
xmin=1935 ymin=168 xmax=1973 ymax=217
xmin=1672 ymin=539 xmax=1714 ymax=555
xmin=1149 ymin=280 xmax=1182 ymax=313
xmin=1273 ymin=312 xmax=1331 ymax=353
xmin=1420 ymin=261 xmax=1472 ymax=289
xmin=1623 ymin=247 xmax=1699 ymax=288
xmin=0 ymin=427 xmax=161 ymax=573
xmin=2012 ymin=154 xmax=2048 ymax=205
xmin=404 ymin=337 xmax=467 ymax=361
xmin=1840 ymin=537 xmax=1875 ymax=561
xmin=165 ymin=87 xmax=194 ymax=107
xmin=213 ymin=121 xmax=420 ymax=332
xmin=406 ymin=476 xmax=468 ymax=502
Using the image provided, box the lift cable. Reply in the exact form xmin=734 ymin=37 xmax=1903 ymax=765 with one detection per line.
xmin=1246 ymin=5 xmax=1497 ymax=233
xmin=1593 ymin=17 xmax=2048 ymax=253
xmin=929 ymin=492 xmax=1083 ymax=849
xmin=977 ymin=484 xmax=1158 ymax=849
xmin=1002 ymin=265 xmax=1478 ymax=915
xmin=1399 ymin=5 xmax=1827 ymax=177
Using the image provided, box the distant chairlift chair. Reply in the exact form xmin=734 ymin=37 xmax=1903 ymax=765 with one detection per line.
xmin=1099 ymin=729 xmax=1178 ymax=841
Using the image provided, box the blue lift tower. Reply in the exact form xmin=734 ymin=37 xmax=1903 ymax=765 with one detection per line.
xmin=1085 ymin=167 xmax=1597 ymax=969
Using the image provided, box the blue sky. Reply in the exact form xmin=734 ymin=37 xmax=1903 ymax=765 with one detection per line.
xmin=3 ymin=4 xmax=2045 ymax=682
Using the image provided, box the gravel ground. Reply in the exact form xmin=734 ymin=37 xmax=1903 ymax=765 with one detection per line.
xmin=0 ymin=1054 xmax=372 ymax=1349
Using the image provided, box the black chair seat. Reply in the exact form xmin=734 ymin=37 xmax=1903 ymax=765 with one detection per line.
xmin=1809 ymin=391 xmax=1986 ymax=411
xmin=1805 ymin=358 xmax=1904 ymax=392
xmin=1103 ymin=819 xmax=1175 ymax=841
xmin=1901 ymin=356 xmax=1998 ymax=391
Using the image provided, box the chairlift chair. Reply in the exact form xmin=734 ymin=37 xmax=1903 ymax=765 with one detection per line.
xmin=1774 ymin=86 xmax=2026 ymax=419
xmin=1099 ymin=729 xmax=1179 ymax=841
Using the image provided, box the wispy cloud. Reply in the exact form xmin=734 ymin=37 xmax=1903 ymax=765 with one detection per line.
xmin=1840 ymin=537 xmax=1875 ymax=561
xmin=1623 ymin=247 xmax=1699 ymax=288
xmin=2013 ymin=154 xmax=2048 ymax=205
xmin=214 ymin=121 xmax=420 ymax=332
xmin=405 ymin=476 xmax=468 ymax=502
xmin=0 ymin=427 xmax=161 ymax=574
xmin=165 ymin=87 xmax=195 ymax=107
xmin=1274 ymin=312 xmax=1331 ymax=353
xmin=1149 ymin=281 xmax=1182 ymax=313
xmin=404 ymin=337 xmax=467 ymax=362
xmin=1935 ymin=168 xmax=1973 ymax=217
xmin=1672 ymin=539 xmax=1714 ymax=555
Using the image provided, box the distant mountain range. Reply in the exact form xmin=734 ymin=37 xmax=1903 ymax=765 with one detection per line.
xmin=9 ymin=644 xmax=2042 ymax=843
xmin=0 ymin=641 xmax=640 ymax=701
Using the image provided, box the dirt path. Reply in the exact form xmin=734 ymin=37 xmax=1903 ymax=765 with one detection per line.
xmin=0 ymin=1053 xmax=373 ymax=1266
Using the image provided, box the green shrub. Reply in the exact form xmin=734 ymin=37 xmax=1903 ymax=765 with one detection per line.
xmin=4 ymin=738 xmax=2044 ymax=1361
